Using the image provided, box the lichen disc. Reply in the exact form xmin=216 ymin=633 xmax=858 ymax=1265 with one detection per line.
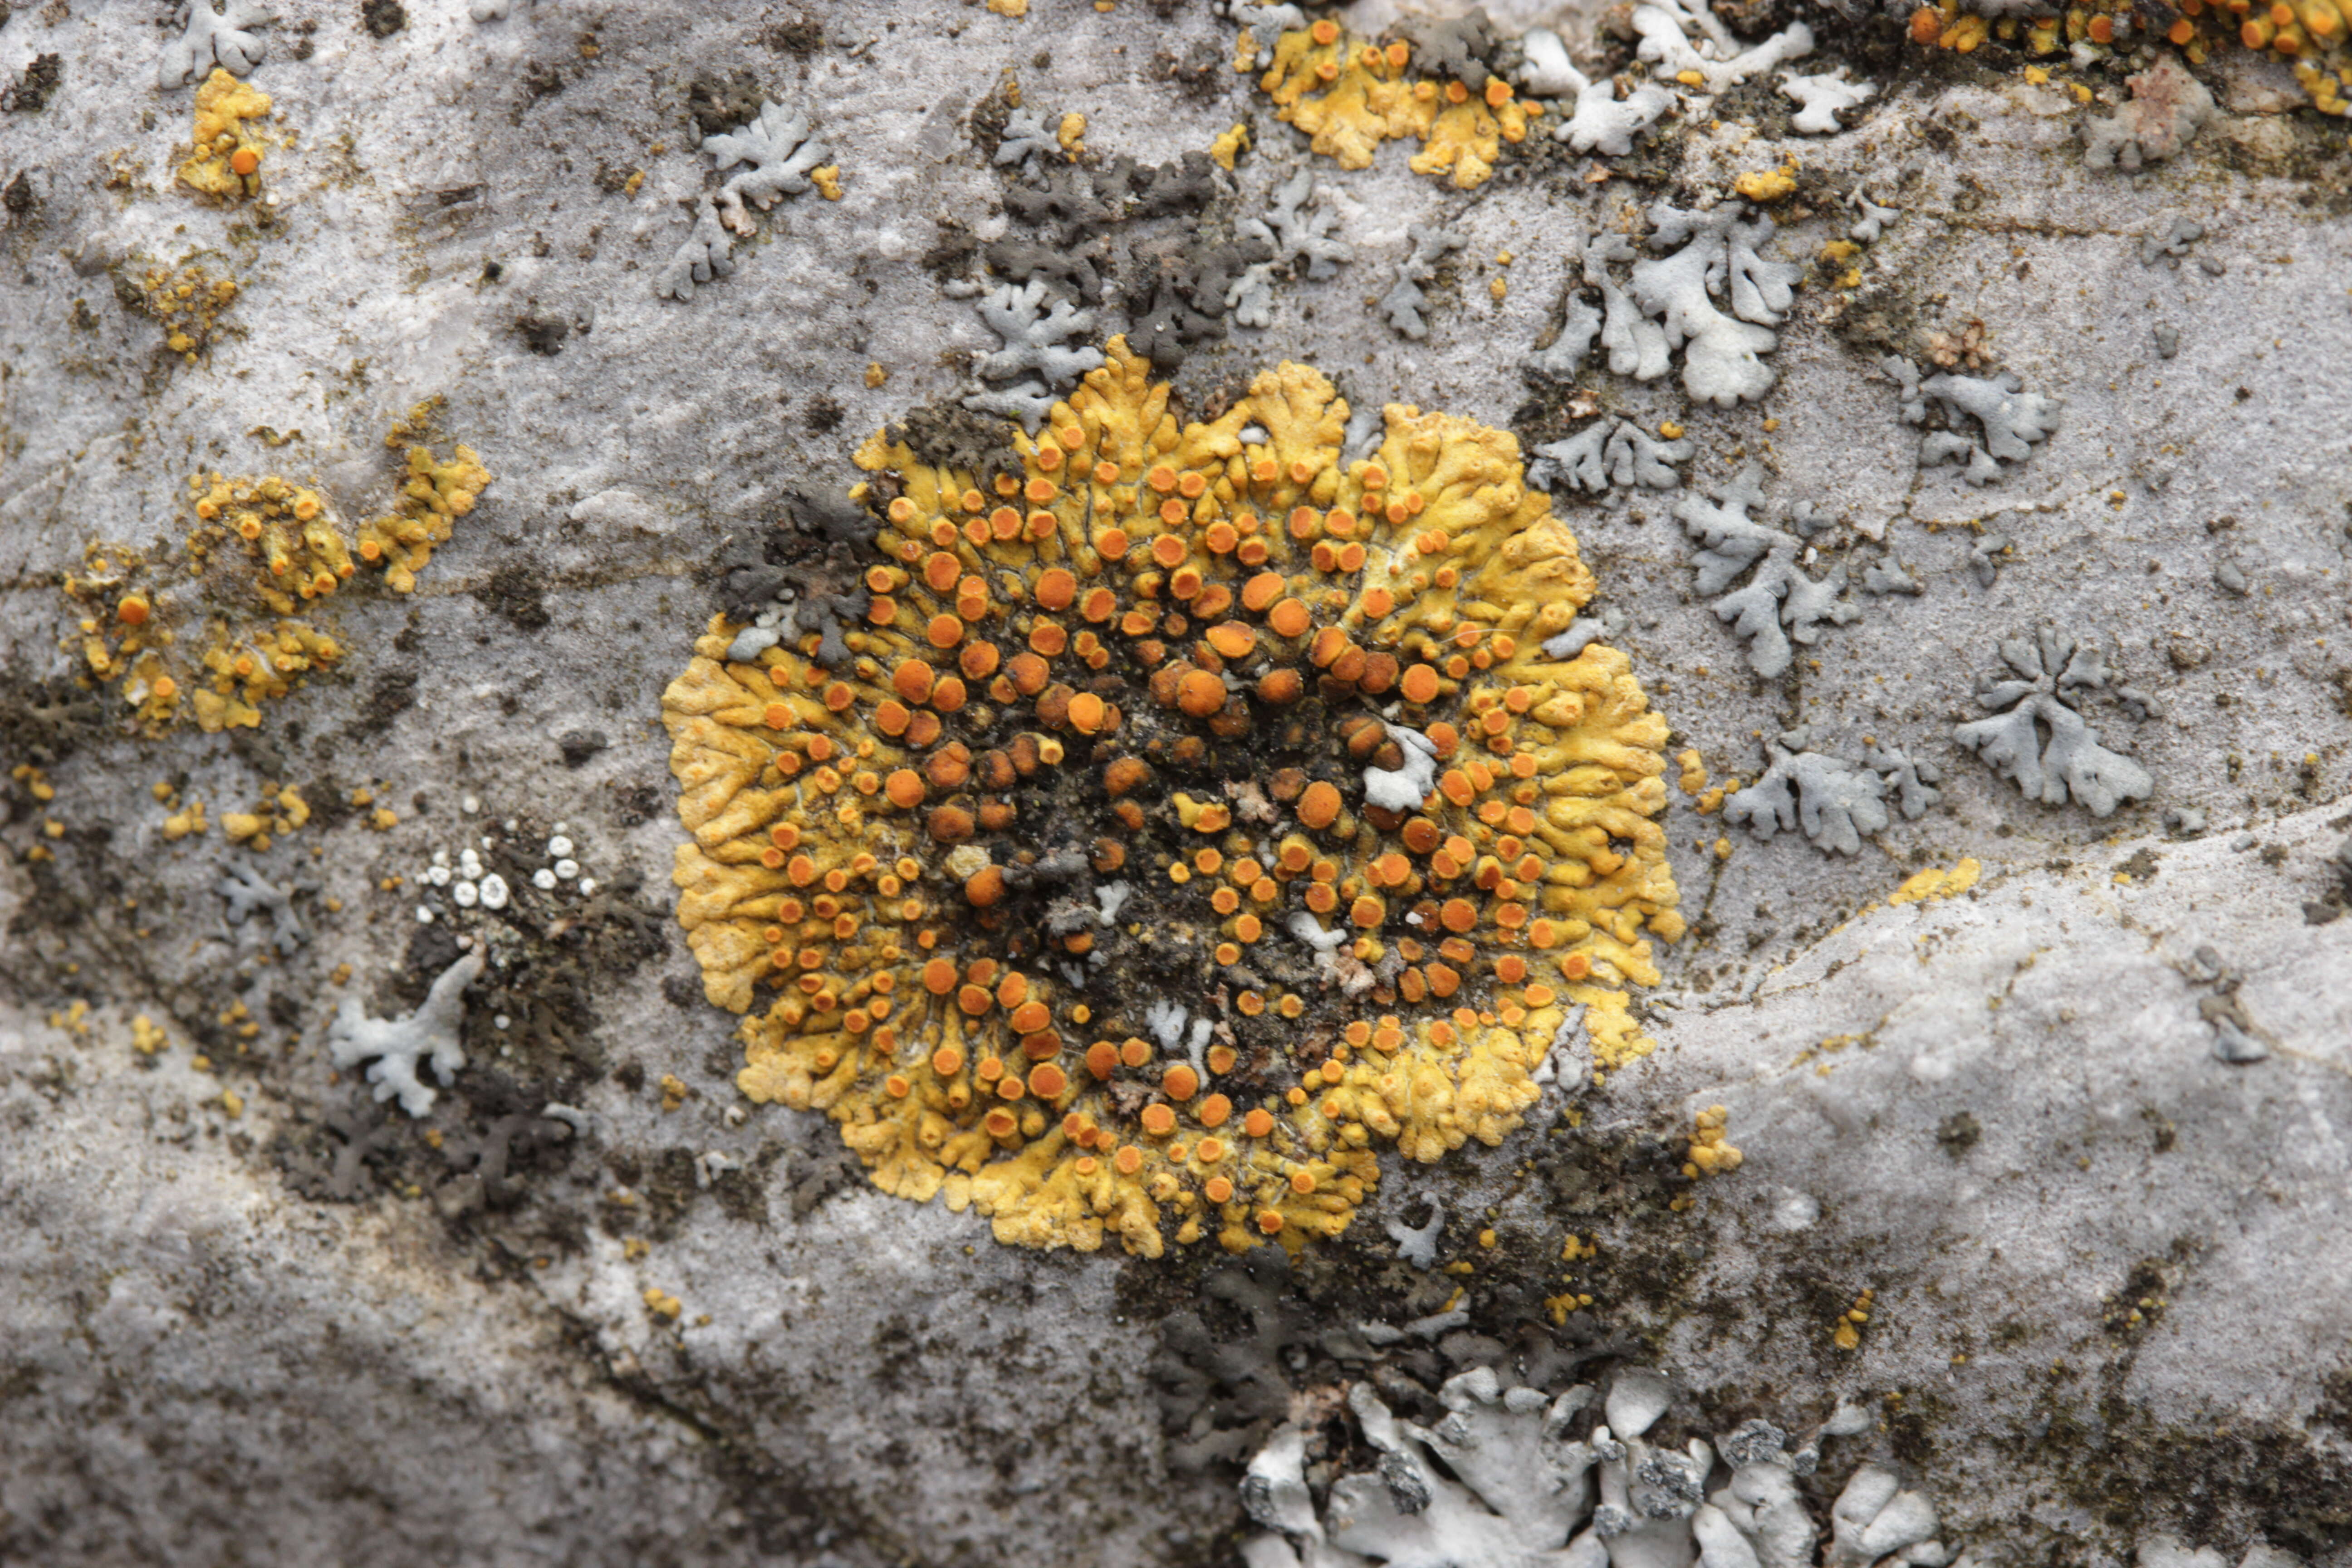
xmin=662 ymin=338 xmax=1682 ymax=1258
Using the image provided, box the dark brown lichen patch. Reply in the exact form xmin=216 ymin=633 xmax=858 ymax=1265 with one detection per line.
xmin=887 ymin=400 xmax=1018 ymax=485
xmin=687 ymin=69 xmax=767 ymax=140
xmin=1 ymin=51 xmax=60 ymax=114
xmin=477 ymin=561 xmax=551 ymax=631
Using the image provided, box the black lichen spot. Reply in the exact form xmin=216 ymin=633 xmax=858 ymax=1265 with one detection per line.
xmin=359 ymin=0 xmax=406 ymax=37
xmin=2 ymin=169 xmax=32 ymax=219
xmin=0 ymin=670 xmax=100 ymax=769
xmin=347 ymin=668 xmax=418 ymax=739
xmin=687 ymin=69 xmax=766 ymax=140
xmin=478 ymin=561 xmax=551 ymax=631
xmin=803 ymin=393 xmax=844 ymax=435
xmin=510 ymin=59 xmax=567 ymax=123
xmin=1936 ymin=1110 xmax=1982 ymax=1157
xmin=661 ymin=973 xmax=702 ymax=1009
xmin=760 ymin=14 xmax=822 ymax=56
xmin=514 ymin=312 xmax=568 ymax=354
xmin=2 ymin=52 xmax=60 ymax=113
xmin=921 ymin=217 xmax=979 ymax=282
xmin=557 ymin=728 xmax=607 ymax=768
xmin=888 ymin=400 xmax=1017 ymax=483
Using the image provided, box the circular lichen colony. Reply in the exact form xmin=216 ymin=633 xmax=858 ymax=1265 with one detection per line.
xmin=662 ymin=339 xmax=1683 ymax=1257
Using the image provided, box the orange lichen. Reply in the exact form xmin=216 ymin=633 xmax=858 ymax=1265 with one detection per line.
xmin=1908 ymin=0 xmax=2349 ymax=114
xmin=664 ymin=338 xmax=1680 ymax=1258
xmin=1256 ymin=20 xmax=1530 ymax=188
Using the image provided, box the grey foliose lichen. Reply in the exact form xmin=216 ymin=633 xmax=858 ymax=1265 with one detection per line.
xmin=704 ymin=100 xmax=828 ymax=235
xmin=2180 ymin=946 xmax=2269 ymax=1063
xmin=1244 ymin=168 xmax=1353 ymax=284
xmin=2083 ymin=57 xmax=2215 ymax=171
xmin=1534 ymin=205 xmax=1798 ymax=407
xmin=1528 ymin=419 xmax=1691 ymax=496
xmin=1382 ymin=225 xmax=1465 ymax=340
xmin=1886 ymin=356 xmax=2061 ymax=486
xmin=1677 ymin=466 xmax=1859 ymax=679
xmin=326 ymin=946 xmax=486 ymax=1118
xmin=1953 ymin=627 xmax=2154 ymax=817
xmin=1383 ymin=1194 xmax=1445 ymax=1270
xmin=1850 ymin=191 xmax=1900 ymax=244
xmin=1517 ymin=29 xmax=1673 ymax=156
xmin=1240 ymin=1365 xmax=1950 ymax=1568
xmin=1780 ymin=67 xmax=1876 ymax=134
xmin=653 ymin=195 xmax=735 ymax=302
xmin=1724 ymin=730 xmax=1910 ymax=857
xmin=963 ymin=279 xmax=1105 ymax=432
xmin=161 ymin=0 xmax=271 ymax=88
xmin=219 ymin=860 xmax=311 ymax=956
xmin=993 ymin=106 xmax=1060 ymax=177
xmin=1633 ymin=5 xmax=1815 ymax=96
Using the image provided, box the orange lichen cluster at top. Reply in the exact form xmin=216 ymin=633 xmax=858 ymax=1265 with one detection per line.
xmin=1909 ymin=1 xmax=2351 ymax=114
xmin=663 ymin=338 xmax=1682 ymax=1259
xmin=1253 ymin=16 xmax=1537 ymax=189
xmin=63 ymin=403 xmax=490 ymax=733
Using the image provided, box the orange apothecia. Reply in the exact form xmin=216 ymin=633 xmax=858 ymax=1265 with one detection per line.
xmin=664 ymin=338 xmax=1682 ymax=1259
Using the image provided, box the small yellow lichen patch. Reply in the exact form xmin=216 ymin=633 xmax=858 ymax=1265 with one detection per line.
xmin=132 ymin=1014 xmax=169 ymax=1056
xmin=1833 ymin=1286 xmax=1875 ymax=1350
xmin=180 ymin=69 xmax=272 ymax=201
xmin=220 ymin=1087 xmax=246 ymax=1118
xmin=643 ymin=1287 xmax=685 ymax=1320
xmin=1057 ymin=112 xmax=1087 ymax=156
xmin=810 ymin=164 xmax=843 ymax=201
xmin=864 ymin=362 xmax=888 ymax=389
xmin=985 ymin=0 xmax=1027 ymax=14
xmin=1210 ymin=122 xmax=1252 ymax=170
xmin=1683 ymin=1104 xmax=1743 ymax=1177
xmin=1675 ymin=749 xmax=1708 ymax=796
xmin=665 ymin=336 xmax=1683 ymax=1259
xmin=134 ymin=261 xmax=240 ymax=364
xmin=1890 ymin=858 xmax=1980 ymax=906
xmin=658 ymin=1073 xmax=690 ymax=1112
xmin=163 ymin=798 xmax=211 ymax=838
xmin=1734 ymin=162 xmax=1799 ymax=202
xmin=355 ymin=425 xmax=492 ymax=594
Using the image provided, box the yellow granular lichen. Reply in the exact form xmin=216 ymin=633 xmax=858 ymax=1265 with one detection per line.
xmin=1258 ymin=19 xmax=1531 ymax=190
xmin=134 ymin=261 xmax=240 ymax=364
xmin=663 ymin=339 xmax=1683 ymax=1258
xmin=179 ymin=67 xmax=272 ymax=201
xmin=354 ymin=404 xmax=492 ymax=593
xmin=1889 ymin=858 xmax=1981 ymax=905
xmin=62 ymin=403 xmax=491 ymax=733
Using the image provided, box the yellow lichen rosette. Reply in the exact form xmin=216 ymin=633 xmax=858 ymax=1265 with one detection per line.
xmin=663 ymin=340 xmax=1681 ymax=1258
